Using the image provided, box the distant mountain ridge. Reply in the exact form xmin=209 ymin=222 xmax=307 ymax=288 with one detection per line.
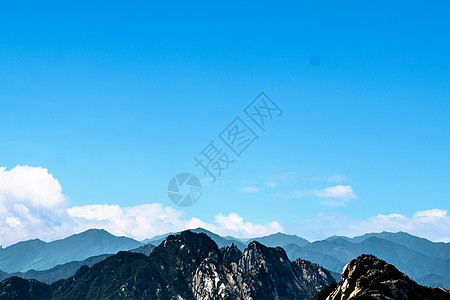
xmin=0 ymin=254 xmax=111 ymax=284
xmin=326 ymin=231 xmax=450 ymax=259
xmin=0 ymin=229 xmax=143 ymax=273
xmin=0 ymin=244 xmax=155 ymax=285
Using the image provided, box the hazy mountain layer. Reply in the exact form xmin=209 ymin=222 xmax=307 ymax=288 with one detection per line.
xmin=0 ymin=229 xmax=142 ymax=273
xmin=283 ymin=236 xmax=450 ymax=287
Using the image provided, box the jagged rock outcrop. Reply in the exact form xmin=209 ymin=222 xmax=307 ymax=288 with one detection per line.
xmin=0 ymin=230 xmax=336 ymax=299
xmin=220 ymin=244 xmax=242 ymax=266
xmin=237 ymin=241 xmax=319 ymax=299
xmin=314 ymin=254 xmax=450 ymax=300
xmin=292 ymin=258 xmax=337 ymax=297
xmin=189 ymin=240 xmax=336 ymax=300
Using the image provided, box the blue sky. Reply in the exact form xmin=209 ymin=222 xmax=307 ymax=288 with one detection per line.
xmin=1 ymin=1 xmax=449 ymax=245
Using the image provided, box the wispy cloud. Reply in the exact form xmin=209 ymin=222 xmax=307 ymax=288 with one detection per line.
xmin=265 ymin=171 xmax=298 ymax=187
xmin=266 ymin=181 xmax=279 ymax=188
xmin=312 ymin=185 xmax=357 ymax=199
xmin=414 ymin=208 xmax=447 ymax=219
xmin=274 ymin=185 xmax=357 ymax=206
xmin=310 ymin=174 xmax=350 ymax=182
xmin=239 ymin=186 xmax=262 ymax=193
xmin=270 ymin=171 xmax=298 ymax=181
xmin=265 ymin=172 xmax=349 ymax=188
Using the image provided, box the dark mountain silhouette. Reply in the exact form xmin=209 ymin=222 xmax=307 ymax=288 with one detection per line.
xmin=0 ymin=276 xmax=52 ymax=300
xmin=5 ymin=254 xmax=111 ymax=285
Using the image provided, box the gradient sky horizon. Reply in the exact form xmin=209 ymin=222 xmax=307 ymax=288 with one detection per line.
xmin=1 ymin=1 xmax=449 ymax=246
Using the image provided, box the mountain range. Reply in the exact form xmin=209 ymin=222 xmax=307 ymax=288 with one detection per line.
xmin=282 ymin=235 xmax=450 ymax=288
xmin=1 ymin=231 xmax=449 ymax=300
xmin=326 ymin=231 xmax=450 ymax=259
xmin=1 ymin=228 xmax=449 ymax=291
xmin=0 ymin=231 xmax=336 ymax=299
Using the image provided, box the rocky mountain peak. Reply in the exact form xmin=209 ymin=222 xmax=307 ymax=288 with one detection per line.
xmin=314 ymin=254 xmax=450 ymax=300
xmin=239 ymin=240 xmax=289 ymax=272
xmin=164 ymin=230 xmax=219 ymax=250
xmin=159 ymin=231 xmax=220 ymax=259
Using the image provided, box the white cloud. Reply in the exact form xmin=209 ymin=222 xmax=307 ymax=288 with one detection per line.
xmin=213 ymin=212 xmax=282 ymax=237
xmin=0 ymin=165 xmax=67 ymax=208
xmin=239 ymin=186 xmax=262 ymax=193
xmin=6 ymin=216 xmax=21 ymax=228
xmin=68 ymin=206 xmax=282 ymax=240
xmin=68 ymin=203 xmax=188 ymax=241
xmin=266 ymin=182 xmax=279 ymax=188
xmin=0 ymin=165 xmax=282 ymax=246
xmin=0 ymin=165 xmax=72 ymax=246
xmin=296 ymin=209 xmax=450 ymax=242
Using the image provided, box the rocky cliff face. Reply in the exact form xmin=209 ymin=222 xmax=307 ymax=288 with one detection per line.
xmin=236 ymin=241 xmax=318 ymax=299
xmin=0 ymin=230 xmax=336 ymax=300
xmin=292 ymin=258 xmax=336 ymax=297
xmin=189 ymin=240 xmax=335 ymax=300
xmin=314 ymin=254 xmax=450 ymax=300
